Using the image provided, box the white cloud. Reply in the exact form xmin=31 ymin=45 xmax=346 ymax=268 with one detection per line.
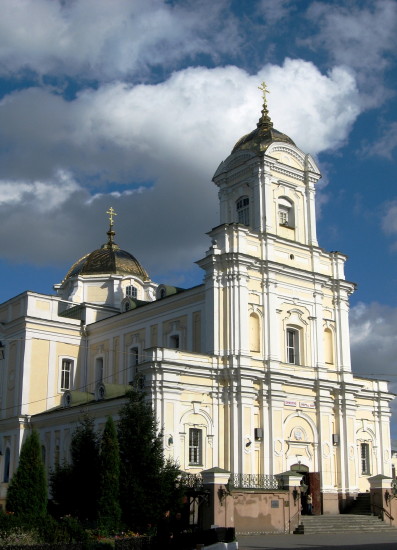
xmin=304 ymin=0 xmax=397 ymax=102
xmin=0 ymin=0 xmax=241 ymax=80
xmin=350 ymin=301 xmax=397 ymax=436
xmin=0 ymin=61 xmax=363 ymax=272
xmin=381 ymin=201 xmax=397 ymax=238
xmin=0 ymin=170 xmax=81 ymax=210
xmin=350 ymin=301 xmax=397 ymax=377
xmin=364 ymin=121 xmax=397 ymax=160
xmin=256 ymin=0 xmax=295 ymax=25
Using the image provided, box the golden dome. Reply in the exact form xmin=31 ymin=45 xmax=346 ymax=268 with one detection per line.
xmin=233 ymin=83 xmax=295 ymax=153
xmin=63 ymin=212 xmax=149 ymax=282
xmin=64 ymin=247 xmax=149 ymax=281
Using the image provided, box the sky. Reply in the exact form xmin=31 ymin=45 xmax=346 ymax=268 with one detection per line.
xmin=0 ymin=0 xmax=397 ymax=434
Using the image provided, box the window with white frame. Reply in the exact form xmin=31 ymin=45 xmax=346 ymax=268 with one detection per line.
xmin=286 ymin=328 xmax=300 ymax=364
xmin=189 ymin=428 xmax=202 ymax=465
xmin=60 ymin=359 xmax=73 ymax=391
xmin=126 ymin=285 xmax=137 ymax=299
xmin=236 ymin=196 xmax=249 ymax=226
xmin=278 ymin=197 xmax=294 ymax=227
xmin=361 ymin=443 xmax=371 ymax=475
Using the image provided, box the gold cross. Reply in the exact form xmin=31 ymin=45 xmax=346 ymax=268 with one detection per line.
xmin=106 ymin=206 xmax=117 ymax=226
xmin=258 ymin=81 xmax=270 ymax=103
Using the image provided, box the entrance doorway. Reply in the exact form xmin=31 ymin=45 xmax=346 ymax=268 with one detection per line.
xmin=291 ymin=464 xmax=321 ymax=515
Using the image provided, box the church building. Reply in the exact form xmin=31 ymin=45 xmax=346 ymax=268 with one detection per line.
xmin=0 ymin=87 xmax=393 ymax=514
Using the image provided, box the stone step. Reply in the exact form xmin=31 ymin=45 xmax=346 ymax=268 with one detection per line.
xmin=294 ymin=514 xmax=397 ymax=534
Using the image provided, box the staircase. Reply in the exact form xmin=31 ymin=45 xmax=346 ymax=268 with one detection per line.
xmin=294 ymin=514 xmax=396 ymax=534
xmin=345 ymin=492 xmax=371 ymax=515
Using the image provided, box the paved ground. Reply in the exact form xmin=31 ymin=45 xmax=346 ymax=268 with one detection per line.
xmin=238 ymin=531 xmax=397 ymax=549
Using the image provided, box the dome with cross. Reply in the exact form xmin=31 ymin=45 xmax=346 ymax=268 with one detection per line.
xmin=63 ymin=207 xmax=149 ymax=282
xmin=232 ymin=82 xmax=295 ymax=154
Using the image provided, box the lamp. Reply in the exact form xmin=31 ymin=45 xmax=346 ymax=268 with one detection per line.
xmin=168 ymin=435 xmax=173 ymax=446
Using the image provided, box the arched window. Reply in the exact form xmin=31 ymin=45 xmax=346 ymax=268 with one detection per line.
xmin=249 ymin=313 xmax=260 ymax=352
xmin=278 ymin=197 xmax=294 ymax=227
xmin=236 ymin=196 xmax=249 ymax=226
xmin=286 ymin=327 xmax=300 ymax=364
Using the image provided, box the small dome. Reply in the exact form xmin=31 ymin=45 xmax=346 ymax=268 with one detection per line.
xmin=232 ymin=86 xmax=295 ymax=154
xmin=63 ymin=213 xmax=149 ymax=282
xmin=232 ymin=125 xmax=295 ymax=153
xmin=64 ymin=247 xmax=149 ymax=281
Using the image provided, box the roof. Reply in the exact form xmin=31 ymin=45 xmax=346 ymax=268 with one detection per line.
xmin=63 ymin=220 xmax=149 ymax=282
xmin=232 ymin=85 xmax=295 ymax=154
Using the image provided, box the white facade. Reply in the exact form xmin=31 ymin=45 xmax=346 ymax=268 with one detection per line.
xmin=0 ymin=97 xmax=393 ymax=513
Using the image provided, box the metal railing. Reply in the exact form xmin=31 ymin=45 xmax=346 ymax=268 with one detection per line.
xmin=179 ymin=472 xmax=203 ymax=489
xmin=230 ymin=473 xmax=284 ymax=490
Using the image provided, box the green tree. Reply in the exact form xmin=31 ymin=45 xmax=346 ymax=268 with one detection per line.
xmin=118 ymin=389 xmax=181 ymax=532
xmin=70 ymin=414 xmax=100 ymax=521
xmin=98 ymin=416 xmax=121 ymax=530
xmin=50 ymin=415 xmax=100 ymax=521
xmin=6 ymin=429 xmax=47 ymax=519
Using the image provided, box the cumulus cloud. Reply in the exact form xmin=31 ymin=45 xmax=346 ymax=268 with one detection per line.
xmin=0 ymin=170 xmax=81 ymax=210
xmin=350 ymin=301 xmax=397 ymax=437
xmin=304 ymin=0 xmax=397 ymax=102
xmin=0 ymin=0 xmax=241 ymax=80
xmin=0 ymin=60 xmax=363 ymax=276
xmin=364 ymin=121 xmax=397 ymax=160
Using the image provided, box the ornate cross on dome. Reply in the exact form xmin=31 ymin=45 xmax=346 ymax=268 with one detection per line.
xmin=106 ymin=207 xmax=117 ymax=227
xmin=258 ymin=82 xmax=270 ymax=105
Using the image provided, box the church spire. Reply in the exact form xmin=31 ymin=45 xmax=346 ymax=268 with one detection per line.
xmin=102 ymin=206 xmax=120 ymax=250
xmin=257 ymin=81 xmax=274 ymax=134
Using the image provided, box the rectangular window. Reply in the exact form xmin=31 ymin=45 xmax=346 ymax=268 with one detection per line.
xmin=189 ymin=428 xmax=202 ymax=465
xmin=286 ymin=329 xmax=299 ymax=364
xmin=236 ymin=197 xmax=249 ymax=226
xmin=361 ymin=443 xmax=371 ymax=475
xmin=170 ymin=335 xmax=180 ymax=349
xmin=130 ymin=347 xmax=139 ymax=366
xmin=279 ymin=209 xmax=288 ymax=225
xmin=61 ymin=359 xmax=73 ymax=391
xmin=126 ymin=285 xmax=137 ymax=298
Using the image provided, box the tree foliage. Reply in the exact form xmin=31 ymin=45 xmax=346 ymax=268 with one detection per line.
xmin=98 ymin=416 xmax=121 ymax=530
xmin=118 ymin=389 xmax=181 ymax=532
xmin=50 ymin=415 xmax=100 ymax=521
xmin=6 ymin=429 xmax=47 ymax=519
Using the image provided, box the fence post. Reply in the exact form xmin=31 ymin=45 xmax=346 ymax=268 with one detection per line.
xmin=201 ymin=467 xmax=233 ymax=531
xmin=276 ymin=470 xmax=303 ymax=533
xmin=368 ymin=474 xmax=394 ymax=524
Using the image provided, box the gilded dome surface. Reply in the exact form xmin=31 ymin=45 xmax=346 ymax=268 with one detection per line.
xmin=64 ymin=247 xmax=149 ymax=281
xmin=64 ymin=214 xmax=149 ymax=282
xmin=232 ymin=125 xmax=295 ymax=153
xmin=233 ymin=83 xmax=295 ymax=153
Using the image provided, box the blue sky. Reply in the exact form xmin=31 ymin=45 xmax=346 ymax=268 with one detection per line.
xmin=0 ymin=0 xmax=397 ymax=432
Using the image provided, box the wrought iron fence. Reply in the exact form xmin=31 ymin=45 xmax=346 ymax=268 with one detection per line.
xmin=230 ymin=473 xmax=284 ymax=490
xmin=179 ymin=472 xmax=203 ymax=489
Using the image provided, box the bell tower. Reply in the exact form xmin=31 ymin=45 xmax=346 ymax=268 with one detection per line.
xmin=198 ymin=84 xmax=353 ymax=371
